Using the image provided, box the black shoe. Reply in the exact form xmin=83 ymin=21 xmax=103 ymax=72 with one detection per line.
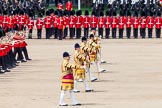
xmin=85 ymin=89 xmax=94 ymax=92
xmin=72 ymin=103 xmax=81 ymax=106
xmin=73 ymin=90 xmax=80 ymax=93
xmin=0 ymin=70 xmax=5 ymax=74
xmin=7 ymin=65 xmax=13 ymax=69
xmin=91 ymin=78 xmax=97 ymax=82
xmin=5 ymin=69 xmax=11 ymax=72
xmin=21 ymin=60 xmax=27 ymax=62
xmin=59 ymin=104 xmax=68 ymax=106
xmin=101 ymin=61 xmax=106 ymax=63
xmin=26 ymin=58 xmax=32 ymax=61
xmin=28 ymin=37 xmax=32 ymax=39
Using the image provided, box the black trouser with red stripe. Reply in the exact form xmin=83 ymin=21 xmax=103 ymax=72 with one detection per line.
xmin=37 ymin=29 xmax=42 ymax=39
xmin=76 ymin=28 xmax=81 ymax=39
xmin=119 ymin=28 xmax=124 ymax=39
xmin=28 ymin=29 xmax=33 ymax=39
xmin=58 ymin=29 xmax=63 ymax=40
xmin=0 ymin=56 xmax=7 ymax=70
xmin=126 ymin=28 xmax=131 ymax=39
xmin=133 ymin=28 xmax=138 ymax=38
xmin=69 ymin=28 xmax=74 ymax=39
xmin=105 ymin=28 xmax=110 ymax=39
xmin=98 ymin=28 xmax=103 ymax=38
xmin=64 ymin=27 xmax=68 ymax=38
xmin=84 ymin=28 xmax=89 ymax=38
xmin=156 ymin=28 xmax=161 ymax=38
xmin=54 ymin=27 xmax=58 ymax=39
xmin=22 ymin=47 xmax=30 ymax=60
xmin=46 ymin=28 xmax=50 ymax=39
xmin=148 ymin=28 xmax=153 ymax=38
xmin=112 ymin=28 xmax=116 ymax=39
xmin=140 ymin=28 xmax=146 ymax=38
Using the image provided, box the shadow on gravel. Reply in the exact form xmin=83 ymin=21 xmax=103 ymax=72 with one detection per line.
xmin=81 ymin=102 xmax=106 ymax=106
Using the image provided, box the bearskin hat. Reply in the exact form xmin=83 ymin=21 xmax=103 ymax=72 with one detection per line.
xmin=85 ymin=10 xmax=89 ymax=16
xmin=100 ymin=11 xmax=104 ymax=16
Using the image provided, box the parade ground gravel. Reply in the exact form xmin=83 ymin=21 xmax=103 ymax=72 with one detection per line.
xmin=0 ymin=36 xmax=162 ymax=108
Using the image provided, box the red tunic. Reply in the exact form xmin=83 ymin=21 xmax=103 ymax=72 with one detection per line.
xmin=155 ymin=17 xmax=162 ymax=29
xmin=8 ymin=16 xmax=14 ymax=29
xmin=0 ymin=15 xmax=3 ymax=26
xmin=105 ymin=16 xmax=111 ymax=28
xmin=2 ymin=16 xmax=9 ymax=29
xmin=140 ymin=17 xmax=146 ymax=28
xmin=66 ymin=1 xmax=73 ymax=11
xmin=98 ymin=17 xmax=104 ymax=28
xmin=133 ymin=17 xmax=139 ymax=28
xmin=90 ymin=16 xmax=98 ymax=28
xmin=118 ymin=16 xmax=126 ymax=29
xmin=63 ymin=16 xmax=69 ymax=27
xmin=111 ymin=17 xmax=118 ymax=28
xmin=146 ymin=16 xmax=154 ymax=28
xmin=36 ymin=18 xmax=44 ymax=29
xmin=75 ymin=16 xmax=82 ymax=28
xmin=126 ymin=17 xmax=132 ymax=28
xmin=27 ymin=19 xmax=34 ymax=30
xmin=53 ymin=16 xmax=58 ymax=28
xmin=83 ymin=16 xmax=90 ymax=28
xmin=57 ymin=17 xmax=64 ymax=29
xmin=44 ymin=16 xmax=52 ymax=28
xmin=57 ymin=3 xmax=63 ymax=10
xmin=69 ymin=16 xmax=75 ymax=28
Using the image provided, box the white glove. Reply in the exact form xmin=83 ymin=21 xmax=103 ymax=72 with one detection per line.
xmin=82 ymin=65 xmax=86 ymax=69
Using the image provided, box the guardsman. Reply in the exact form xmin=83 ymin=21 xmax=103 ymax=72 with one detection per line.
xmin=57 ymin=11 xmax=64 ymax=40
xmin=90 ymin=11 xmax=98 ymax=32
xmin=75 ymin=10 xmax=82 ymax=39
xmin=111 ymin=11 xmax=118 ymax=39
xmin=139 ymin=11 xmax=146 ymax=38
xmin=13 ymin=11 xmax=19 ymax=33
xmin=2 ymin=11 xmax=9 ymax=33
xmin=73 ymin=43 xmax=93 ymax=92
xmin=65 ymin=0 xmax=73 ymax=15
xmin=98 ymin=12 xmax=104 ymax=38
xmin=126 ymin=11 xmax=132 ymax=39
xmin=88 ymin=34 xmax=106 ymax=74
xmin=155 ymin=12 xmax=161 ymax=38
xmin=53 ymin=11 xmax=59 ymax=39
xmin=63 ymin=11 xmax=69 ymax=39
xmin=44 ymin=11 xmax=52 ymax=39
xmin=133 ymin=12 xmax=139 ymax=39
xmin=69 ymin=11 xmax=75 ymax=39
xmin=36 ymin=13 xmax=44 ymax=39
xmin=27 ymin=13 xmax=34 ymax=39
xmin=83 ymin=10 xmax=90 ymax=38
xmin=23 ymin=12 xmax=28 ymax=34
xmin=49 ymin=9 xmax=55 ymax=37
xmin=105 ymin=10 xmax=111 ymax=39
xmin=18 ymin=10 xmax=25 ymax=34
xmin=118 ymin=10 xmax=126 ymax=39
xmin=8 ymin=13 xmax=14 ymax=33
xmin=146 ymin=12 xmax=154 ymax=38
xmin=59 ymin=52 xmax=81 ymax=106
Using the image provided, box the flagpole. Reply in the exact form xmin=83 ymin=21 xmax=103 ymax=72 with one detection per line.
xmin=78 ymin=0 xmax=81 ymax=10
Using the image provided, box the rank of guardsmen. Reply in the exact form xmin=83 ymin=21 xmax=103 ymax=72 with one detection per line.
xmin=59 ymin=29 xmax=107 ymax=106
xmin=0 ymin=29 xmax=32 ymax=74
xmin=0 ymin=0 xmax=161 ymax=40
